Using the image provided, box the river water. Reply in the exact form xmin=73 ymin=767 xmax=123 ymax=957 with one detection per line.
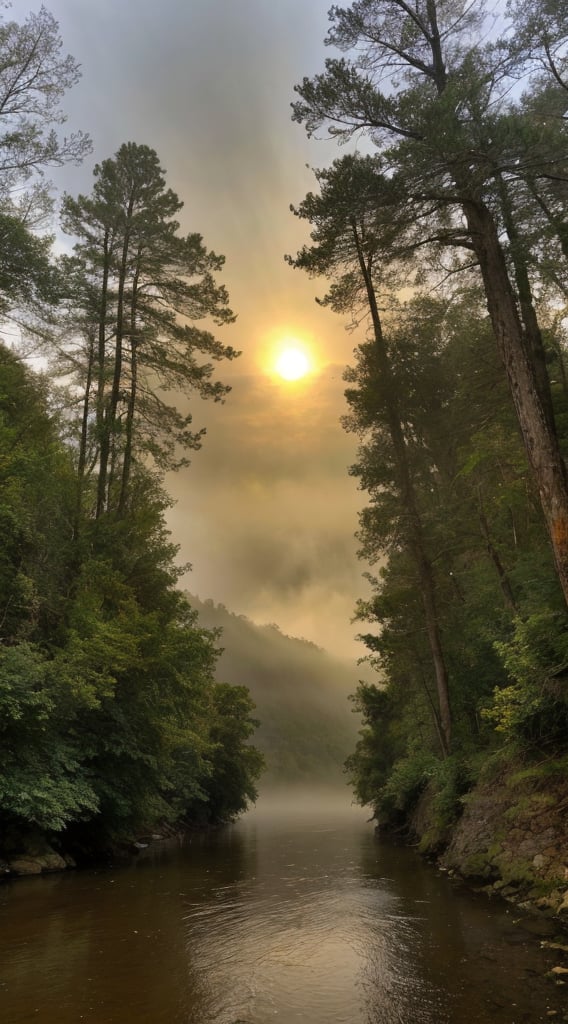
xmin=1 ymin=787 xmax=566 ymax=1024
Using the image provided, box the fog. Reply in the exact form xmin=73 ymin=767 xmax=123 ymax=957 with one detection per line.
xmin=246 ymin=782 xmax=369 ymax=826
xmin=9 ymin=0 xmax=371 ymax=658
xmin=191 ymin=596 xmax=363 ymax=783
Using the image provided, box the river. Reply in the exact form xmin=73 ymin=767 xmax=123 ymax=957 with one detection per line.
xmin=1 ymin=787 xmax=566 ymax=1024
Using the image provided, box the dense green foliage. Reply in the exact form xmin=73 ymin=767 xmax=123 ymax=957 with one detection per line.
xmin=292 ymin=0 xmax=568 ymax=834
xmin=0 ymin=346 xmax=263 ymax=855
xmin=0 ymin=6 xmax=262 ymax=858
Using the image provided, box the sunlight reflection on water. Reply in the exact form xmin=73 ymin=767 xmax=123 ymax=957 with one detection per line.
xmin=0 ymin=786 xmax=565 ymax=1024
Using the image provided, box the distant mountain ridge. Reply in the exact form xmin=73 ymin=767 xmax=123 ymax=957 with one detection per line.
xmin=188 ymin=595 xmax=361 ymax=783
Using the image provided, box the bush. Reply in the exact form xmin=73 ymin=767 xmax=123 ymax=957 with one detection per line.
xmin=378 ymin=749 xmax=438 ymax=821
xmin=486 ymin=611 xmax=568 ymax=745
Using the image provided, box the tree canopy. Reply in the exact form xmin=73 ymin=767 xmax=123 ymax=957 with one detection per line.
xmin=0 ymin=344 xmax=264 ymax=854
xmin=293 ymin=0 xmax=568 ymax=603
xmin=55 ymin=141 xmax=238 ymax=520
xmin=291 ymin=0 xmax=568 ymax=831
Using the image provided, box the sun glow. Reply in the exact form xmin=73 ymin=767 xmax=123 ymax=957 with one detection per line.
xmin=275 ymin=346 xmax=311 ymax=381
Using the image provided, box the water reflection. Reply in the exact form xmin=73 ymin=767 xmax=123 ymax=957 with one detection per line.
xmin=0 ymin=787 xmax=565 ymax=1024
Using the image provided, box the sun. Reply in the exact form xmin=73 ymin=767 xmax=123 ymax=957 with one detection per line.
xmin=275 ymin=347 xmax=310 ymax=381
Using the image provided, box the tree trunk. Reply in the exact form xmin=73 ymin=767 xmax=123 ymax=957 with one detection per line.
xmin=496 ymin=174 xmax=556 ymax=435
xmin=74 ymin=329 xmax=96 ymax=538
xmin=477 ymin=501 xmax=518 ymax=613
xmin=117 ymin=335 xmax=138 ymax=517
xmin=463 ymin=198 xmax=568 ymax=605
xmin=118 ymin=247 xmax=142 ymax=516
xmin=97 ymin=196 xmax=134 ymax=518
xmin=95 ymin=231 xmax=112 ymax=519
xmin=353 ymin=222 xmax=452 ymax=755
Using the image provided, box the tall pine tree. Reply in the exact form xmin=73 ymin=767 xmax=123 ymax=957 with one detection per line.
xmin=59 ymin=142 xmax=238 ymax=519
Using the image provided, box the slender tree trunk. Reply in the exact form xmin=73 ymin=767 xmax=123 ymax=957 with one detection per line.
xmin=97 ymin=195 xmax=134 ymax=517
xmin=550 ymin=333 xmax=568 ymax=403
xmin=118 ymin=248 xmax=142 ymax=516
xmin=116 ymin=336 xmax=137 ymax=516
xmin=425 ymin=0 xmax=446 ymax=90
xmin=95 ymin=231 xmax=112 ymax=519
xmin=353 ymin=222 xmax=452 ymax=755
xmin=477 ymin=501 xmax=518 ymax=613
xmin=419 ymin=573 xmax=451 ymax=755
xmin=416 ymin=657 xmax=447 ymax=756
xmin=496 ymin=174 xmax=556 ymax=435
xmin=463 ymin=198 xmax=568 ymax=604
xmin=74 ymin=329 xmax=96 ymax=538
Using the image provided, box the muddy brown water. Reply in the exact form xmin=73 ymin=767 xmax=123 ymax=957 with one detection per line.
xmin=1 ymin=787 xmax=566 ymax=1024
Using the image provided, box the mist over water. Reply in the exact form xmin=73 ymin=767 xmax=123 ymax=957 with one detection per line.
xmin=1 ymin=784 xmax=565 ymax=1024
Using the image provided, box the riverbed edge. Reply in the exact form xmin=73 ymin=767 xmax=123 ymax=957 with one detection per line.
xmin=390 ymin=764 xmax=568 ymax=927
xmin=0 ymin=819 xmax=229 ymax=881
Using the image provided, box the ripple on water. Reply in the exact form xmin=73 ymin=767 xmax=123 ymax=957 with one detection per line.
xmin=0 ymin=791 xmax=566 ymax=1024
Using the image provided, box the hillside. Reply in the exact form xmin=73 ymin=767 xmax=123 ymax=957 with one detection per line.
xmin=189 ymin=596 xmax=361 ymax=783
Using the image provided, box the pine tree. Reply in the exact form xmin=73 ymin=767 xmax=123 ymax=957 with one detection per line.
xmin=59 ymin=142 xmax=238 ymax=518
xmin=292 ymin=0 xmax=568 ymax=604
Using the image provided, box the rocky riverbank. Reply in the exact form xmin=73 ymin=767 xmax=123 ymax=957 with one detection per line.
xmin=406 ymin=758 xmax=568 ymax=925
xmin=0 ymin=819 xmax=224 ymax=880
xmin=0 ymin=844 xmax=75 ymax=878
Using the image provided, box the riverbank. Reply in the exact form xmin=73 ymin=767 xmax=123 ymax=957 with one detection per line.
xmin=0 ymin=815 xmax=242 ymax=881
xmin=401 ymin=753 xmax=568 ymax=926
xmin=0 ymin=846 xmax=74 ymax=878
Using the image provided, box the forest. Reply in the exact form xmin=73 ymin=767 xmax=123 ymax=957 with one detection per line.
xmin=0 ymin=8 xmax=263 ymax=860
xmin=1 ymin=0 xmax=568 ymax=872
xmin=288 ymin=0 xmax=568 ymax=848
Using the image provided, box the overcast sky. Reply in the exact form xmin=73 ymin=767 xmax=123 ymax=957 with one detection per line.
xmin=11 ymin=0 xmax=373 ymax=658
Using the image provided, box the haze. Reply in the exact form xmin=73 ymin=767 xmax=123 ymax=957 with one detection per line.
xmin=11 ymin=0 xmax=370 ymax=658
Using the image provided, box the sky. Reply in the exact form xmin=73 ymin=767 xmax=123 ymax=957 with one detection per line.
xmin=11 ymin=0 xmax=373 ymax=659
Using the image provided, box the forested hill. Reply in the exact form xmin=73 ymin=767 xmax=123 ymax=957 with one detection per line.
xmin=189 ymin=597 xmax=360 ymax=782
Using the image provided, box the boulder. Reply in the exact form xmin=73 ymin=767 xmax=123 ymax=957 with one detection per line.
xmin=9 ymin=858 xmax=43 ymax=875
xmin=37 ymin=852 xmax=67 ymax=872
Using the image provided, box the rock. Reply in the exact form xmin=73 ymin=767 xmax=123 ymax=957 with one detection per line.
xmin=533 ymin=854 xmax=547 ymax=870
xmin=500 ymin=884 xmax=520 ymax=898
xmin=536 ymin=896 xmax=562 ymax=913
xmin=6 ymin=846 xmax=69 ymax=876
xmin=557 ymin=892 xmax=568 ymax=918
xmin=37 ymin=852 xmax=67 ymax=872
xmin=550 ymin=967 xmax=568 ymax=976
xmin=541 ymin=942 xmax=568 ymax=954
xmin=9 ymin=858 xmax=43 ymax=875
